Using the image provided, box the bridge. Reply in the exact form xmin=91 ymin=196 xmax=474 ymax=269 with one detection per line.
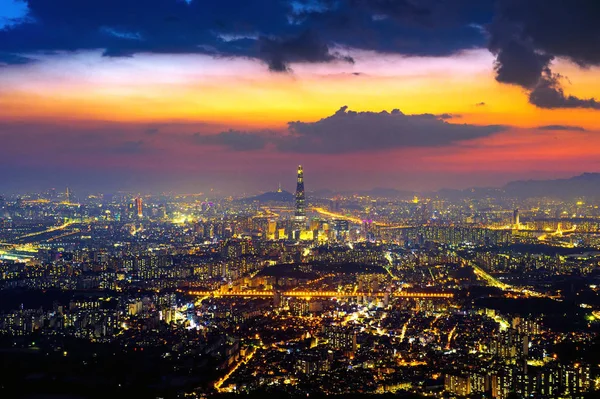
xmin=188 ymin=290 xmax=453 ymax=299
xmin=311 ymin=207 xmax=411 ymax=229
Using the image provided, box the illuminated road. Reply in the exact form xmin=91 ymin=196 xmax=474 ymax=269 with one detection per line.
xmin=399 ymin=316 xmax=412 ymax=341
xmin=467 ymin=260 xmax=511 ymax=290
xmin=189 ymin=290 xmax=453 ymax=299
xmin=446 ymin=325 xmax=457 ymax=350
xmin=462 ymin=257 xmax=545 ymax=298
xmin=312 ymin=207 xmax=371 ymax=224
xmin=214 ymin=347 xmax=256 ymax=392
xmin=311 ymin=207 xmax=413 ymax=230
xmin=46 ymin=228 xmax=86 ymax=242
xmin=12 ymin=220 xmax=76 ymax=242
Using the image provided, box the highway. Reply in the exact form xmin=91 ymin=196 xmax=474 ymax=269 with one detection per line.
xmin=466 ymin=260 xmax=511 ymax=290
xmin=461 ymin=257 xmax=544 ymax=297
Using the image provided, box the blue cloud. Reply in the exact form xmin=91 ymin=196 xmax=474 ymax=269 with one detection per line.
xmin=0 ymin=0 xmax=31 ymax=30
xmin=0 ymin=0 xmax=492 ymax=70
xmin=100 ymin=26 xmax=143 ymax=41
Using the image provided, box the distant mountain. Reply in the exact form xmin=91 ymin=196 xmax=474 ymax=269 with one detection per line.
xmin=363 ymin=187 xmax=416 ymax=199
xmin=311 ymin=187 xmax=416 ymax=199
xmin=242 ymin=173 xmax=600 ymax=203
xmin=503 ymin=173 xmax=600 ymax=199
xmin=434 ymin=186 xmax=503 ymax=200
xmin=311 ymin=189 xmax=334 ymax=198
xmin=239 ymin=190 xmax=294 ymax=203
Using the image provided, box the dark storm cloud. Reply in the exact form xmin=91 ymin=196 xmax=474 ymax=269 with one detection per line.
xmin=198 ymin=106 xmax=505 ymax=153
xmin=529 ymin=74 xmax=600 ymax=110
xmin=488 ymin=0 xmax=600 ymax=109
xmin=2 ymin=0 xmax=598 ymax=108
xmin=193 ymin=130 xmax=269 ymax=151
xmin=0 ymin=0 xmax=295 ymax=64
xmin=293 ymin=0 xmax=493 ymax=57
xmin=0 ymin=0 xmax=491 ymax=70
xmin=258 ymin=30 xmax=352 ymax=72
xmin=491 ymin=0 xmax=600 ymax=67
xmin=536 ymin=125 xmax=586 ymax=132
xmin=351 ymin=0 xmax=491 ymax=27
xmin=491 ymin=40 xmax=552 ymax=89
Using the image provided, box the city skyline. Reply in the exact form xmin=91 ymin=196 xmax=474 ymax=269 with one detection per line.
xmin=3 ymin=2 xmax=600 ymax=398
xmin=2 ymin=1 xmax=600 ymax=193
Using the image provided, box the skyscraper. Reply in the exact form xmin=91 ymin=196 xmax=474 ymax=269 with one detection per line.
xmin=295 ymin=165 xmax=306 ymax=230
xmin=135 ymin=197 xmax=143 ymax=218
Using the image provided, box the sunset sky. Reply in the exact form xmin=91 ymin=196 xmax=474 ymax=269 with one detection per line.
xmin=1 ymin=0 xmax=600 ymax=194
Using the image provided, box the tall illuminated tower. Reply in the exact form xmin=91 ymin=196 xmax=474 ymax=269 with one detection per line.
xmin=294 ymin=165 xmax=306 ymax=230
xmin=135 ymin=197 xmax=143 ymax=218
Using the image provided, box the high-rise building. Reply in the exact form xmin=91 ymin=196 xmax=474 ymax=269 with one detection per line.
xmin=135 ymin=197 xmax=143 ymax=218
xmin=294 ymin=165 xmax=306 ymax=230
xmin=513 ymin=208 xmax=520 ymax=229
xmin=267 ymin=219 xmax=277 ymax=240
xmin=490 ymin=328 xmax=528 ymax=361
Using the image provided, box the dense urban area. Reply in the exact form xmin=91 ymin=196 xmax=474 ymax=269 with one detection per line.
xmin=1 ymin=167 xmax=600 ymax=399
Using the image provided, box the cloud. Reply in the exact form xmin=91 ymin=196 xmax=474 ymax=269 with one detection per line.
xmin=491 ymin=0 xmax=600 ymax=68
xmin=215 ymin=32 xmax=259 ymax=42
xmin=0 ymin=0 xmax=491 ymax=70
xmin=0 ymin=0 xmax=295 ymax=64
xmin=197 ymin=106 xmax=506 ymax=154
xmin=435 ymin=113 xmax=457 ymax=120
xmin=529 ymin=74 xmax=600 ymax=110
xmin=293 ymin=0 xmax=492 ymax=57
xmin=1 ymin=0 xmax=597 ymax=104
xmin=0 ymin=51 xmax=31 ymax=65
xmin=100 ymin=26 xmax=143 ymax=41
xmin=488 ymin=0 xmax=600 ymax=109
xmin=491 ymin=39 xmax=553 ymax=89
xmin=193 ymin=129 xmax=269 ymax=151
xmin=279 ymin=106 xmax=504 ymax=153
xmin=0 ymin=0 xmax=31 ymax=30
xmin=258 ymin=30 xmax=353 ymax=72
xmin=536 ymin=125 xmax=586 ymax=132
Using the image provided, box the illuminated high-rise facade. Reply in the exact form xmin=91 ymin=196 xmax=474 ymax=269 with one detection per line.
xmin=135 ymin=197 xmax=143 ymax=218
xmin=295 ymin=165 xmax=306 ymax=230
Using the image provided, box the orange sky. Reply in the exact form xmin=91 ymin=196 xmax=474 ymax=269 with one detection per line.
xmin=2 ymin=49 xmax=599 ymax=127
xmin=1 ymin=49 xmax=600 ymax=193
